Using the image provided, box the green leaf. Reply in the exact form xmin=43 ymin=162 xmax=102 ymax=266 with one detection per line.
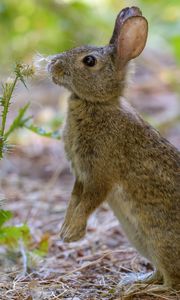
xmin=0 ymin=224 xmax=31 ymax=248
xmin=25 ymin=123 xmax=61 ymax=140
xmin=33 ymin=233 xmax=49 ymax=257
xmin=14 ymin=64 xmax=28 ymax=89
xmin=4 ymin=102 xmax=32 ymax=139
xmin=0 ymin=209 xmax=13 ymax=227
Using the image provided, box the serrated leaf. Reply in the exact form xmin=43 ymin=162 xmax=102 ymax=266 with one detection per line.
xmin=0 ymin=209 xmax=13 ymax=227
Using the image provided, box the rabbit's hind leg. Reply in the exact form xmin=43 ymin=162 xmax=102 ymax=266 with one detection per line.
xmin=163 ymin=272 xmax=180 ymax=291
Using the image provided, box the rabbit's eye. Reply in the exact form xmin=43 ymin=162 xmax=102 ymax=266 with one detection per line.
xmin=83 ymin=55 xmax=97 ymax=67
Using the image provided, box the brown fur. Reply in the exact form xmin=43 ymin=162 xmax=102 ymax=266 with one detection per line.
xmin=48 ymin=7 xmax=180 ymax=290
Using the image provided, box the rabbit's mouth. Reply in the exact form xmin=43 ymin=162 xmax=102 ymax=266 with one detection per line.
xmin=51 ymin=74 xmax=70 ymax=89
xmin=52 ymin=76 xmax=59 ymax=85
xmin=50 ymin=72 xmax=71 ymax=91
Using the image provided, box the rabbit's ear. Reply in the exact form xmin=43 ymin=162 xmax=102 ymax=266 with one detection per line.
xmin=110 ymin=7 xmax=143 ymax=45
xmin=116 ymin=16 xmax=148 ymax=64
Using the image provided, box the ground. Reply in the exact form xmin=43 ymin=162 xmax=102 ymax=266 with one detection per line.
xmin=0 ymin=49 xmax=180 ymax=300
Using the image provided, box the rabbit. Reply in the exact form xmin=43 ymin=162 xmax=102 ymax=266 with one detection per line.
xmin=48 ymin=6 xmax=180 ymax=290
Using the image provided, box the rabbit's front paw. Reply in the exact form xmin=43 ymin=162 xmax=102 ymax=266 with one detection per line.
xmin=60 ymin=220 xmax=86 ymax=242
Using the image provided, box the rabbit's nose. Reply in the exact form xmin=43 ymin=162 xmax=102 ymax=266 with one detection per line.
xmin=54 ymin=60 xmax=64 ymax=75
xmin=48 ymin=58 xmax=64 ymax=76
xmin=51 ymin=53 xmax=64 ymax=63
xmin=51 ymin=58 xmax=57 ymax=64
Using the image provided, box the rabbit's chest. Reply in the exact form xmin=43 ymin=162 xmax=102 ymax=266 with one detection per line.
xmin=63 ymin=123 xmax=95 ymax=181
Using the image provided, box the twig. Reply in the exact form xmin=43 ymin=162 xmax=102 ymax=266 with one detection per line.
xmin=18 ymin=239 xmax=28 ymax=277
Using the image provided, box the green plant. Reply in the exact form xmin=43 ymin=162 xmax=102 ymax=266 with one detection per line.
xmin=0 ymin=205 xmax=49 ymax=274
xmin=0 ymin=63 xmax=57 ymax=261
xmin=0 ymin=208 xmax=30 ymax=248
xmin=0 ymin=64 xmax=31 ymax=158
xmin=0 ymin=63 xmax=61 ymax=159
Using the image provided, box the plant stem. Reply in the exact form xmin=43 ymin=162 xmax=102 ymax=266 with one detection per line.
xmin=0 ymin=75 xmax=18 ymax=137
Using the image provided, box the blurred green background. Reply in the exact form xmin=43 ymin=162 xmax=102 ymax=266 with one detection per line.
xmin=0 ymin=0 xmax=180 ymax=70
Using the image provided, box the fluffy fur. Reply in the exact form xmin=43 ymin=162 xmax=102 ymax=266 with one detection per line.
xmin=48 ymin=7 xmax=180 ymax=290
